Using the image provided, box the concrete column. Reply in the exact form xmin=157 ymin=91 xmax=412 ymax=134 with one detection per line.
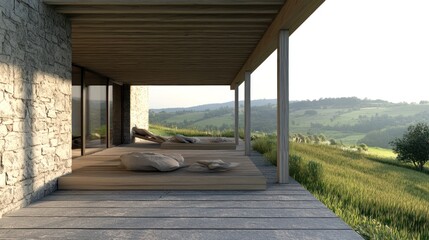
xmin=122 ymin=85 xmax=149 ymax=144
xmin=234 ymin=87 xmax=239 ymax=145
xmin=277 ymin=29 xmax=290 ymax=183
xmin=244 ymin=72 xmax=251 ymax=156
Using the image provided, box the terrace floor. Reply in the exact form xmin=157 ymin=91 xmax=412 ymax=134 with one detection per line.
xmin=0 ymin=143 xmax=362 ymax=239
xmin=61 ymin=141 xmax=266 ymax=190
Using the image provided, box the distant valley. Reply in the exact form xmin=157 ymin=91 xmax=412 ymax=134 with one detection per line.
xmin=149 ymin=97 xmax=429 ymax=148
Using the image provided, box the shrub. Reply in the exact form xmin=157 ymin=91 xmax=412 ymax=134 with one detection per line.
xmin=359 ymin=143 xmax=368 ymax=151
xmin=305 ymin=160 xmax=323 ymax=189
xmin=289 ymin=154 xmax=304 ymax=181
xmin=289 ymin=154 xmax=324 ymax=190
xmin=263 ymin=147 xmax=277 ymax=166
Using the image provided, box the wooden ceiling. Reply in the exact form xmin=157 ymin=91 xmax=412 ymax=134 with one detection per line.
xmin=44 ymin=0 xmax=324 ymax=88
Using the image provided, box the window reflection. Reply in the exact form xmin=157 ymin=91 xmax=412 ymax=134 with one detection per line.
xmin=72 ymin=66 xmax=82 ymax=157
xmin=85 ymin=72 xmax=107 ymax=150
xmin=71 ymin=66 xmax=123 ymax=157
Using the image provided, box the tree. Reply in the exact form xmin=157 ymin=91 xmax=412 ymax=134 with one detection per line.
xmin=390 ymin=122 xmax=429 ymax=171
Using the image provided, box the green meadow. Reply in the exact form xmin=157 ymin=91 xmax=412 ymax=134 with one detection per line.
xmin=252 ymin=137 xmax=429 ymax=239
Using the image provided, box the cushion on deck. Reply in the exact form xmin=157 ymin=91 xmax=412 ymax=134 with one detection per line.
xmin=187 ymin=159 xmax=240 ymax=172
xmin=169 ymin=134 xmax=200 ymax=143
xmin=120 ymin=152 xmax=185 ymax=172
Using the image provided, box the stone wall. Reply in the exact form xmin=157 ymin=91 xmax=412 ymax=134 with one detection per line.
xmin=122 ymin=85 xmax=149 ymax=144
xmin=0 ymin=0 xmax=72 ymax=217
xmin=131 ymin=86 xmax=149 ymax=131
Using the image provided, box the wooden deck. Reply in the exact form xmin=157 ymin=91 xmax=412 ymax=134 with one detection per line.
xmin=0 ymin=145 xmax=362 ymax=239
xmin=59 ymin=142 xmax=266 ymax=190
xmin=0 ymin=185 xmax=362 ymax=239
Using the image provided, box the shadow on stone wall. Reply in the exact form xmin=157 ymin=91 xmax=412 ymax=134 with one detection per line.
xmin=0 ymin=0 xmax=72 ymax=216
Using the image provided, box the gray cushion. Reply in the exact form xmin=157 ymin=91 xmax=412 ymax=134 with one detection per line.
xmin=187 ymin=160 xmax=239 ymax=172
xmin=169 ymin=134 xmax=200 ymax=143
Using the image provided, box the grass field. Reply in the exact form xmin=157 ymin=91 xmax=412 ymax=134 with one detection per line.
xmin=366 ymin=147 xmax=397 ymax=158
xmin=149 ymin=124 xmax=237 ymax=138
xmin=163 ymin=111 xmax=206 ymax=123
xmin=189 ymin=114 xmax=234 ymax=129
xmin=252 ymin=137 xmax=429 ymax=239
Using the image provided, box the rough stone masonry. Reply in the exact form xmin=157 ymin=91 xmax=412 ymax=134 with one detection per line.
xmin=0 ymin=0 xmax=72 ymax=217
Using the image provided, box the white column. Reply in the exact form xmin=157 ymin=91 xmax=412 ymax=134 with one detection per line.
xmin=244 ymin=72 xmax=251 ymax=156
xmin=277 ymin=29 xmax=290 ymax=183
xmin=234 ymin=86 xmax=239 ymax=145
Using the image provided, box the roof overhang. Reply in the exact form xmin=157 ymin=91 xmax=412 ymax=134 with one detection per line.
xmin=44 ymin=0 xmax=324 ymax=88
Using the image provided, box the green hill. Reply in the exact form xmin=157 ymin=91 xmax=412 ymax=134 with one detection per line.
xmin=149 ymin=97 xmax=429 ymax=148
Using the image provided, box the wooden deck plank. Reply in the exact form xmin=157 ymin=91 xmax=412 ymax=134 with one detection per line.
xmin=0 ymin=229 xmax=363 ymax=240
xmin=50 ymin=189 xmax=310 ymax=195
xmin=0 ymin=216 xmax=352 ymax=230
xmin=28 ymin=200 xmax=326 ymax=209
xmin=6 ymin=207 xmax=337 ymax=218
xmin=41 ymin=193 xmax=317 ymax=201
xmin=58 ymin=184 xmax=267 ymax=190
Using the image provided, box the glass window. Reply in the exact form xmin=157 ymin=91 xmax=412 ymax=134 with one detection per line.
xmin=85 ymin=72 xmax=107 ymax=152
xmin=72 ymin=66 xmax=82 ymax=157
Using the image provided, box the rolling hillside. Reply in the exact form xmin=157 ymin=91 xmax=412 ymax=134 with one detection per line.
xmin=149 ymin=97 xmax=429 ymax=148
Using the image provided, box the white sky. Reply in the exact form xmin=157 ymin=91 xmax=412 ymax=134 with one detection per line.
xmin=149 ymin=0 xmax=429 ymax=109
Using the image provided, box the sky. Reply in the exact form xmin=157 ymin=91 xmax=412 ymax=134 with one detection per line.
xmin=149 ymin=0 xmax=429 ymax=109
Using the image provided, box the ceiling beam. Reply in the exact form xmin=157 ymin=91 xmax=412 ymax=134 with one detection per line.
xmin=69 ymin=14 xmax=275 ymax=23
xmin=72 ymin=33 xmax=261 ymax=39
xmin=230 ymin=0 xmax=324 ymax=89
xmin=53 ymin=5 xmax=280 ymax=14
xmin=72 ymin=29 xmax=264 ymax=34
xmin=44 ymin=0 xmax=284 ymax=6
xmin=71 ymin=22 xmax=269 ymax=28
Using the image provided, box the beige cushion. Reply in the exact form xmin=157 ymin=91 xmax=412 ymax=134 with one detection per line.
xmin=120 ymin=152 xmax=184 ymax=172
